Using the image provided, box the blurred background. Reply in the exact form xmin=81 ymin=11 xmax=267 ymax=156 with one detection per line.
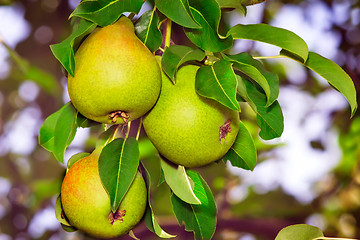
xmin=0 ymin=0 xmax=359 ymax=239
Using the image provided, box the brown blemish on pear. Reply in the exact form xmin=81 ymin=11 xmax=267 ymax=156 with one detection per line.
xmin=219 ymin=119 xmax=232 ymax=143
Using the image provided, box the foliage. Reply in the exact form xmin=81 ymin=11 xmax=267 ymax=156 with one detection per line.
xmin=34 ymin=0 xmax=360 ymax=239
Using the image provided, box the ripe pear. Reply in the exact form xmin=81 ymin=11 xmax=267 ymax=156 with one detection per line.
xmin=68 ymin=16 xmax=161 ymax=124
xmin=60 ymin=151 xmax=147 ymax=238
xmin=143 ymin=64 xmax=240 ymax=168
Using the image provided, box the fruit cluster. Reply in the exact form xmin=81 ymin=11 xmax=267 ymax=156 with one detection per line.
xmin=60 ymin=16 xmax=239 ymax=238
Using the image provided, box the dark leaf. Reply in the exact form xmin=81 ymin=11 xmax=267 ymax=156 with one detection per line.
xmin=237 ymin=76 xmax=284 ymax=140
xmin=224 ymin=121 xmax=257 ymax=170
xmin=155 ymin=0 xmax=200 ymax=28
xmin=196 ymin=59 xmax=240 ymax=111
xmin=142 ymin=163 xmax=176 ymax=238
xmin=50 ymin=18 xmax=96 ymax=77
xmin=171 ymin=170 xmax=216 ymax=240
xmin=161 ymin=45 xmax=205 ymax=82
xmin=70 ymin=0 xmax=143 ymax=27
xmin=228 ymin=24 xmax=308 ymax=62
xmin=223 ymin=52 xmax=279 ymax=106
xmin=135 ymin=9 xmax=163 ymax=52
xmin=184 ymin=0 xmax=233 ymax=52
xmin=98 ymin=137 xmax=140 ymax=212
xmin=303 ymin=52 xmax=358 ymax=117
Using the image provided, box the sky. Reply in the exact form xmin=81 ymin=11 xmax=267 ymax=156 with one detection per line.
xmin=0 ymin=1 xmax=354 ymax=239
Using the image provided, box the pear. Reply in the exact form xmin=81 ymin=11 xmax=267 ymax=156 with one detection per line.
xmin=68 ymin=16 xmax=161 ymax=124
xmin=60 ymin=151 xmax=147 ymax=238
xmin=143 ymin=64 xmax=240 ymax=168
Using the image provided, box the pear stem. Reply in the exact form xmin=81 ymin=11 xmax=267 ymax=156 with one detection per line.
xmin=125 ymin=121 xmax=132 ymax=140
xmin=136 ymin=118 xmax=143 ymax=141
xmin=128 ymin=12 xmax=136 ymax=20
xmin=164 ymin=19 xmax=172 ymax=48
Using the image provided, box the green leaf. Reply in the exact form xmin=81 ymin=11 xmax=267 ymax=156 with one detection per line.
xmin=171 ymin=170 xmax=216 ymax=240
xmin=55 ymin=195 xmax=78 ymax=232
xmin=223 ymin=52 xmax=279 ymax=107
xmin=98 ymin=137 xmax=140 ymax=212
xmin=237 ymin=76 xmax=284 ymax=140
xmin=196 ymin=59 xmax=240 ymax=111
xmin=142 ymin=163 xmax=176 ymax=238
xmin=1 ymin=41 xmax=58 ymax=95
xmin=161 ymin=45 xmax=205 ymax=82
xmin=55 ymin=195 xmax=72 ymax=227
xmin=76 ymin=113 xmax=100 ymax=128
xmin=275 ymin=224 xmax=324 ymax=240
xmin=135 ymin=8 xmax=162 ymax=52
xmin=70 ymin=0 xmax=143 ymax=27
xmin=215 ymin=0 xmax=246 ymax=14
xmin=224 ymin=121 xmax=257 ymax=170
xmin=53 ymin=103 xmax=78 ymax=163
xmin=39 ymin=102 xmax=78 ymax=163
xmin=155 ymin=0 xmax=200 ymax=28
xmin=50 ymin=18 xmax=96 ymax=77
xmin=184 ymin=0 xmax=233 ymax=52
xmin=228 ymin=24 xmax=308 ymax=62
xmin=66 ymin=152 xmax=90 ymax=171
xmin=39 ymin=107 xmax=62 ymax=152
xmin=303 ymin=52 xmax=358 ymax=117
xmin=160 ymin=158 xmax=201 ymax=205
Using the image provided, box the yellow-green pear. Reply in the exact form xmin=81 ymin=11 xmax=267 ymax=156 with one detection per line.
xmin=68 ymin=16 xmax=161 ymax=124
xmin=60 ymin=151 xmax=147 ymax=238
xmin=143 ymin=64 xmax=240 ymax=168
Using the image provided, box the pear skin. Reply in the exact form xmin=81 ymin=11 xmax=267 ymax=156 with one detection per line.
xmin=68 ymin=16 xmax=161 ymax=124
xmin=61 ymin=152 xmax=147 ymax=238
xmin=143 ymin=64 xmax=240 ymax=168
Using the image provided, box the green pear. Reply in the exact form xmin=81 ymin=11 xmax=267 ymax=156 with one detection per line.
xmin=68 ymin=16 xmax=161 ymax=124
xmin=143 ymin=64 xmax=240 ymax=168
xmin=60 ymin=151 xmax=147 ymax=238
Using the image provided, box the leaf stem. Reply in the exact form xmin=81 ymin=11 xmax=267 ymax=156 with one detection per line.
xmin=136 ymin=118 xmax=143 ymax=141
xmin=164 ymin=19 xmax=172 ymax=48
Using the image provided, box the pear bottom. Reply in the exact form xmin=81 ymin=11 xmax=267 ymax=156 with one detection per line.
xmin=61 ymin=154 xmax=147 ymax=238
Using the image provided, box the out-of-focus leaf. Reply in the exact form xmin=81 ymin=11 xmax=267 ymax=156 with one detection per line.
xmin=196 ymin=59 xmax=240 ymax=111
xmin=50 ymin=18 xmax=96 ymax=77
xmin=223 ymin=53 xmax=279 ymax=107
xmin=98 ymin=137 xmax=140 ymax=212
xmin=135 ymin=9 xmax=162 ymax=52
xmin=171 ymin=170 xmax=216 ymax=240
xmin=224 ymin=121 xmax=257 ymax=170
xmin=70 ymin=0 xmax=143 ymax=27
xmin=161 ymin=45 xmax=205 ymax=82
xmin=160 ymin=158 xmax=201 ymax=204
xmin=1 ymin=40 xmax=58 ymax=94
xmin=228 ymin=24 xmax=308 ymax=62
xmin=184 ymin=0 xmax=233 ymax=52
xmin=237 ymin=76 xmax=284 ymax=140
xmin=302 ymin=52 xmax=357 ymax=117
xmin=155 ymin=0 xmax=200 ymax=28
xmin=275 ymin=224 xmax=324 ymax=240
xmin=142 ymin=163 xmax=176 ymax=238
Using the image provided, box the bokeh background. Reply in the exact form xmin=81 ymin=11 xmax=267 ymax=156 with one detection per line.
xmin=0 ymin=0 xmax=359 ymax=239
